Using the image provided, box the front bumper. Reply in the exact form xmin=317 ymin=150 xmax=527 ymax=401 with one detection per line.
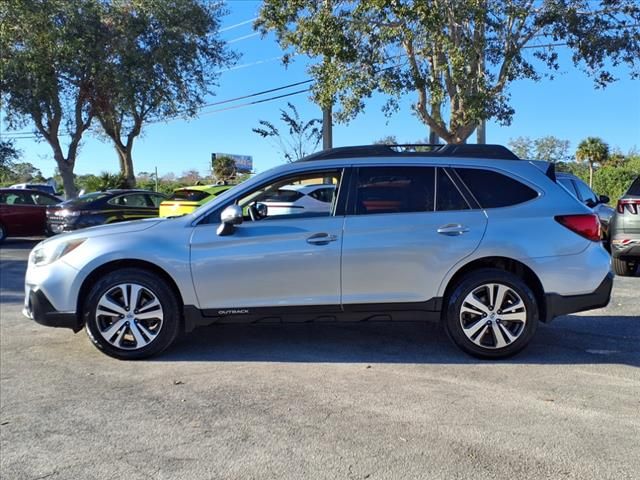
xmin=23 ymin=288 xmax=81 ymax=331
xmin=544 ymin=271 xmax=614 ymax=322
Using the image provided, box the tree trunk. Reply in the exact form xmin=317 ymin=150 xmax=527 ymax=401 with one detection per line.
xmin=115 ymin=143 xmax=136 ymax=188
xmin=54 ymin=155 xmax=78 ymax=199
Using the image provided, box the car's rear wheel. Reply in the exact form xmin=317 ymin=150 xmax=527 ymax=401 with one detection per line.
xmin=83 ymin=268 xmax=180 ymax=360
xmin=612 ymin=257 xmax=637 ymax=276
xmin=444 ymin=269 xmax=538 ymax=359
xmin=0 ymin=223 xmax=6 ymax=243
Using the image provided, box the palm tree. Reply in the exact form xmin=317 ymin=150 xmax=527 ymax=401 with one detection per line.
xmin=576 ymin=137 xmax=609 ymax=188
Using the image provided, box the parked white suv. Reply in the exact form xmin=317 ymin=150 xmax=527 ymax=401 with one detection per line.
xmin=23 ymin=144 xmax=612 ymax=360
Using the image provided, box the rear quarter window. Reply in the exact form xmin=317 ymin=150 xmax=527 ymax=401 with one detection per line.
xmin=455 ymin=168 xmax=538 ymax=208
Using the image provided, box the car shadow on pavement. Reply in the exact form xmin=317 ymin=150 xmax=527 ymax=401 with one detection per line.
xmin=0 ymin=238 xmax=42 ymax=250
xmin=158 ymin=315 xmax=640 ymax=366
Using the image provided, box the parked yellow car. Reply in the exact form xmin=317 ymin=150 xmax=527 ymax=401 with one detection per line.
xmin=159 ymin=185 xmax=232 ymax=217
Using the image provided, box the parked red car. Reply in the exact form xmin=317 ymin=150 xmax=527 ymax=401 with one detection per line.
xmin=0 ymin=188 xmax=62 ymax=242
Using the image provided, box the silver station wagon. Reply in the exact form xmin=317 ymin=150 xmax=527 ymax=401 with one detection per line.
xmin=23 ymin=144 xmax=613 ymax=360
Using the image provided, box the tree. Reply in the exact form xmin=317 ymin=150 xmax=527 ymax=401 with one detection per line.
xmin=1 ymin=0 xmax=106 ymax=198
xmin=0 ymin=140 xmax=22 ymax=182
xmin=253 ymin=103 xmax=322 ymax=162
xmin=212 ymin=155 xmax=237 ymax=183
xmin=91 ymin=0 xmax=236 ymax=187
xmin=12 ymin=163 xmax=45 ymax=183
xmin=179 ymin=170 xmax=204 ymax=185
xmin=508 ymin=136 xmax=570 ymax=162
xmin=576 ymin=137 xmax=609 ymax=187
xmin=373 ymin=135 xmax=399 ymax=145
xmin=256 ymin=1 xmax=640 ymax=144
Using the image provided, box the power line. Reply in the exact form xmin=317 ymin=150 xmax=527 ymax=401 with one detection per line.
xmin=190 ymin=88 xmax=311 ymax=119
xmin=200 ymin=79 xmax=313 ymax=109
xmin=219 ymin=17 xmax=256 ymax=33
xmin=228 ymin=32 xmax=260 ymax=44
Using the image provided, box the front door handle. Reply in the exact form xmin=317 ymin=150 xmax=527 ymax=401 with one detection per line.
xmin=306 ymin=233 xmax=338 ymax=245
xmin=437 ymin=224 xmax=470 ymax=236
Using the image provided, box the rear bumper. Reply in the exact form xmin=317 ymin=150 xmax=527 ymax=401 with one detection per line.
xmin=23 ymin=288 xmax=81 ymax=332
xmin=611 ymin=233 xmax=640 ymax=259
xmin=544 ymin=272 xmax=613 ymax=322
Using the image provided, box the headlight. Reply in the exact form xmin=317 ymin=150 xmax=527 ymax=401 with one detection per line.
xmin=30 ymin=239 xmax=86 ymax=267
xmin=59 ymin=209 xmax=81 ymax=217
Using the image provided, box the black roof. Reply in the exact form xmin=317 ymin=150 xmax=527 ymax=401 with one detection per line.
xmin=299 ymin=144 xmax=520 ymax=162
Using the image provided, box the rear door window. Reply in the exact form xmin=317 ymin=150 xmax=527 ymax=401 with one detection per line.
xmin=354 ymin=166 xmax=435 ymax=215
xmin=3 ymin=192 xmax=35 ymax=205
xmin=109 ymin=194 xmax=150 ymax=208
xmin=32 ymin=193 xmax=59 ymax=206
xmin=455 ymin=168 xmax=538 ymax=208
xmin=436 ymin=168 xmax=470 ymax=211
xmin=146 ymin=194 xmax=166 ymax=207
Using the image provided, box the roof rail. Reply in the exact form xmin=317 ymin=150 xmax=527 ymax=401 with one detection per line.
xmin=299 ymin=144 xmax=520 ymax=161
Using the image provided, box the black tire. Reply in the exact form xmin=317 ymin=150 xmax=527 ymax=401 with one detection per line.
xmin=0 ymin=223 xmax=6 ymax=243
xmin=444 ymin=269 xmax=539 ymax=359
xmin=612 ymin=257 xmax=637 ymax=276
xmin=83 ymin=268 xmax=181 ymax=360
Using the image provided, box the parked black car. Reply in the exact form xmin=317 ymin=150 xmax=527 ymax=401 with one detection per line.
xmin=556 ymin=172 xmax=615 ymax=247
xmin=47 ymin=190 xmax=167 ymax=233
xmin=610 ymin=176 xmax=640 ymax=276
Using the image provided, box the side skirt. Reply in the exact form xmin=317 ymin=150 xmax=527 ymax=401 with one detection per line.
xmin=183 ymin=299 xmax=443 ymax=333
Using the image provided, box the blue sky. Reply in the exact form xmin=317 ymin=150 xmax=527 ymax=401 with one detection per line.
xmin=3 ymin=0 xmax=640 ymax=179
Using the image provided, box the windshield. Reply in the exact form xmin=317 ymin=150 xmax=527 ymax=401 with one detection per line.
xmin=59 ymin=192 xmax=109 ymax=207
xmin=628 ymin=177 xmax=640 ymax=196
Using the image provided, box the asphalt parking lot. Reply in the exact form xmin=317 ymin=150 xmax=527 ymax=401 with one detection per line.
xmin=1 ymin=238 xmax=639 ymax=480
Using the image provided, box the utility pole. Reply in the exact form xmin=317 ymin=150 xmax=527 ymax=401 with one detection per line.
xmin=476 ymin=1 xmax=487 ymax=145
xmin=322 ymin=105 xmax=333 ymax=150
xmin=322 ymin=0 xmax=333 ymax=151
xmin=477 ymin=120 xmax=486 ymax=144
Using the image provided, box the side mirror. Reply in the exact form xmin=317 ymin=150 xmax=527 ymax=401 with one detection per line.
xmin=584 ymin=198 xmax=596 ymax=208
xmin=217 ymin=205 xmax=243 ymax=236
xmin=598 ymin=195 xmax=610 ymax=205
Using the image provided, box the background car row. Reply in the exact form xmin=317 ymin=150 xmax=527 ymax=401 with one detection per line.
xmin=2 ymin=176 xmax=638 ymax=277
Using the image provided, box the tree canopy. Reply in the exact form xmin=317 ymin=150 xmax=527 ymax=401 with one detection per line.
xmin=1 ymin=0 xmax=106 ymax=197
xmin=1 ymin=0 xmax=234 ymax=196
xmin=508 ymin=136 xmax=570 ymax=162
xmin=92 ymin=0 xmax=235 ymax=187
xmin=257 ymin=0 xmax=640 ymax=144
xmin=576 ymin=137 xmax=609 ymax=187
xmin=213 ymin=155 xmax=237 ymax=182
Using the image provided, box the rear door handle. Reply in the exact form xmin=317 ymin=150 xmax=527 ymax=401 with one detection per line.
xmin=437 ymin=224 xmax=470 ymax=236
xmin=307 ymin=233 xmax=338 ymax=245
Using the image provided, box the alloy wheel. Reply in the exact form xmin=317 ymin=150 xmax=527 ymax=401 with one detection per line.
xmin=459 ymin=283 xmax=527 ymax=350
xmin=95 ymin=283 xmax=164 ymax=350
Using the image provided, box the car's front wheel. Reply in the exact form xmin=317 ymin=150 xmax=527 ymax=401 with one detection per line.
xmin=444 ymin=269 xmax=539 ymax=359
xmin=83 ymin=268 xmax=181 ymax=360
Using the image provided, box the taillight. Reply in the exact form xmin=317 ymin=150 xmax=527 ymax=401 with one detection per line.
xmin=616 ymin=199 xmax=640 ymax=214
xmin=555 ymin=214 xmax=601 ymax=242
